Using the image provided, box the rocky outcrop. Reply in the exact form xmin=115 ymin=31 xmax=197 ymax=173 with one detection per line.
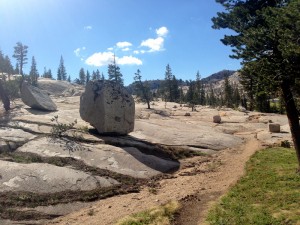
xmin=0 ymin=127 xmax=37 ymax=153
xmin=0 ymin=161 xmax=118 ymax=193
xmin=21 ymin=82 xmax=57 ymax=111
xmin=80 ymin=80 xmax=135 ymax=135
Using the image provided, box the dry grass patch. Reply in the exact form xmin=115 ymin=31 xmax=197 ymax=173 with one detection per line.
xmin=115 ymin=200 xmax=180 ymax=225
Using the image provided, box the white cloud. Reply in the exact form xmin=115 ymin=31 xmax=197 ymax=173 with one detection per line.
xmin=122 ymin=47 xmax=130 ymax=52
xmin=117 ymin=56 xmax=142 ymax=65
xmin=116 ymin=41 xmax=132 ymax=48
xmin=107 ymin=47 xmax=114 ymax=51
xmin=133 ymin=50 xmax=139 ymax=54
xmin=74 ymin=48 xmax=81 ymax=57
xmin=85 ymin=52 xmax=142 ymax=67
xmin=156 ymin=26 xmax=168 ymax=37
xmin=84 ymin=25 xmax=92 ymax=30
xmin=74 ymin=47 xmax=86 ymax=57
xmin=85 ymin=51 xmax=114 ymax=67
xmin=141 ymin=37 xmax=164 ymax=52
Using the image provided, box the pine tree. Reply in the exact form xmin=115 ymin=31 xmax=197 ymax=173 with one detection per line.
xmin=213 ymin=0 xmax=300 ymax=168
xmin=208 ymin=84 xmax=216 ymax=107
xmin=200 ymin=82 xmax=206 ymax=105
xmin=67 ymin=75 xmax=71 ymax=83
xmin=12 ymin=42 xmax=28 ymax=76
xmin=195 ymin=71 xmax=206 ymax=105
xmin=186 ymin=81 xmax=197 ymax=111
xmin=14 ymin=63 xmax=20 ymax=74
xmin=42 ymin=67 xmax=52 ymax=78
xmin=134 ymin=69 xmax=151 ymax=109
xmin=224 ymin=76 xmax=233 ymax=108
xmin=232 ymin=85 xmax=241 ymax=108
xmin=164 ymin=64 xmax=174 ymax=102
xmin=0 ymin=52 xmax=14 ymax=78
xmin=57 ymin=56 xmax=67 ymax=80
xmin=92 ymin=71 xmax=97 ymax=80
xmin=4 ymin=55 xmax=14 ymax=76
xmin=47 ymin=69 xmax=52 ymax=79
xmin=96 ymin=69 xmax=101 ymax=80
xmin=0 ymin=79 xmax=10 ymax=111
xmin=179 ymin=87 xmax=185 ymax=104
xmin=79 ymin=68 xmax=86 ymax=85
xmin=108 ymin=54 xmax=123 ymax=85
xmin=29 ymin=56 xmax=39 ymax=86
xmin=86 ymin=70 xmax=90 ymax=84
xmin=171 ymin=76 xmax=180 ymax=102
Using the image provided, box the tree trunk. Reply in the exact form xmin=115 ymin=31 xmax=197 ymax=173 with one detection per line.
xmin=281 ymin=80 xmax=300 ymax=170
xmin=0 ymin=80 xmax=10 ymax=111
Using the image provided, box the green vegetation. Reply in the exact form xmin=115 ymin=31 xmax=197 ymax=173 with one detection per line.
xmin=207 ymin=147 xmax=300 ymax=225
xmin=116 ymin=200 xmax=180 ymax=225
xmin=108 ymin=54 xmax=123 ymax=86
xmin=212 ymin=0 xmax=300 ymax=167
xmin=134 ymin=69 xmax=152 ymax=109
xmin=57 ymin=55 xmax=67 ymax=81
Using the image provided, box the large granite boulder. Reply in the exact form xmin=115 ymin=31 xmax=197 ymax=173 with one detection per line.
xmin=21 ymin=82 xmax=57 ymax=111
xmin=80 ymin=80 xmax=135 ymax=135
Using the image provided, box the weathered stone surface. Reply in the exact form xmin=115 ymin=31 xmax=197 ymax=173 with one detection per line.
xmin=17 ymin=137 xmax=179 ymax=179
xmin=80 ymin=80 xmax=135 ymax=135
xmin=269 ymin=123 xmax=280 ymax=133
xmin=62 ymin=87 xmax=83 ymax=97
xmin=38 ymin=78 xmax=83 ymax=96
xmin=0 ymin=160 xmax=118 ymax=193
xmin=21 ymin=82 xmax=57 ymax=111
xmin=133 ymin=119 xmax=243 ymax=151
xmin=213 ymin=115 xmax=221 ymax=123
xmin=0 ymin=127 xmax=37 ymax=152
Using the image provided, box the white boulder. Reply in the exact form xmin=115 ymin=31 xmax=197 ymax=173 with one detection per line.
xmin=21 ymin=82 xmax=57 ymax=111
xmin=80 ymin=80 xmax=135 ymax=135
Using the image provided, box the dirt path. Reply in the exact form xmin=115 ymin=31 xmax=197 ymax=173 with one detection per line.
xmin=50 ymin=132 xmax=262 ymax=225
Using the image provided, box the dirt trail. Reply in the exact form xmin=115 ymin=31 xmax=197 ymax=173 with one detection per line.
xmin=50 ymin=132 xmax=262 ymax=225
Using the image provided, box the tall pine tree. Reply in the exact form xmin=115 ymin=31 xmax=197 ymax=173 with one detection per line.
xmin=213 ymin=0 xmax=300 ymax=168
xmin=29 ymin=56 xmax=39 ymax=86
xmin=108 ymin=54 xmax=123 ymax=85
xmin=57 ymin=56 xmax=67 ymax=80
xmin=12 ymin=42 xmax=28 ymax=77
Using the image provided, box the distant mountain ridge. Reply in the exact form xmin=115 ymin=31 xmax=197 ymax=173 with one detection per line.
xmin=126 ymin=69 xmax=237 ymax=93
xmin=201 ymin=70 xmax=236 ymax=83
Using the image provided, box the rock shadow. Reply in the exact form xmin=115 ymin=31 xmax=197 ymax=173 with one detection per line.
xmin=88 ymin=128 xmax=180 ymax=174
xmin=25 ymin=107 xmax=57 ymax=115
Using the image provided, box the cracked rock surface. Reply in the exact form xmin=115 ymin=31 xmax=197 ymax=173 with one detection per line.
xmin=0 ymin=82 xmax=292 ymax=224
xmin=0 ymin=161 xmax=118 ymax=193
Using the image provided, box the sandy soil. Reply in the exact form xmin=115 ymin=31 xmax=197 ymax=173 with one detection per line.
xmin=50 ymin=132 xmax=262 ymax=225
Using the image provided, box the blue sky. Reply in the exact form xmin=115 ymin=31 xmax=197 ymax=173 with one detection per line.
xmin=0 ymin=0 xmax=241 ymax=85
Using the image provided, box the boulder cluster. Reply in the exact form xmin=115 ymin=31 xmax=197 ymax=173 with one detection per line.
xmin=20 ymin=80 xmax=135 ymax=135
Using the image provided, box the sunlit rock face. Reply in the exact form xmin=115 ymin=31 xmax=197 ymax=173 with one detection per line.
xmin=21 ymin=82 xmax=57 ymax=111
xmin=80 ymin=80 xmax=135 ymax=135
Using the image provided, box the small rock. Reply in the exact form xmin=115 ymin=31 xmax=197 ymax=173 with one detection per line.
xmin=237 ymin=106 xmax=247 ymax=112
xmin=184 ymin=112 xmax=191 ymax=116
xmin=213 ymin=115 xmax=221 ymax=123
xmin=269 ymin=123 xmax=280 ymax=133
